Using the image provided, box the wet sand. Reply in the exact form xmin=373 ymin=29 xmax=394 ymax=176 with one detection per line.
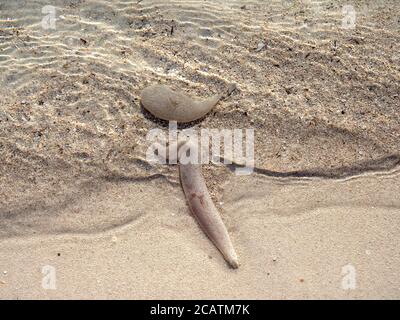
xmin=0 ymin=0 xmax=399 ymax=299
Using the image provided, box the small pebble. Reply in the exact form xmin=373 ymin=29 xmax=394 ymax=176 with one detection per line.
xmin=255 ymin=42 xmax=265 ymax=52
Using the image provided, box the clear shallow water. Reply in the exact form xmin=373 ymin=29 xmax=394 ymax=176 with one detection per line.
xmin=0 ymin=0 xmax=399 ymax=236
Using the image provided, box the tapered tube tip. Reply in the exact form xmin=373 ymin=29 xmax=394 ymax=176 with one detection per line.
xmin=226 ymin=253 xmax=239 ymax=269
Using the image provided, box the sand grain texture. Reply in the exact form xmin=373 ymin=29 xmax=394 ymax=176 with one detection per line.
xmin=0 ymin=0 xmax=399 ymax=299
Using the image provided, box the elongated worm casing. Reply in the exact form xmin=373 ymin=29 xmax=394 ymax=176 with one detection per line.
xmin=179 ymin=163 xmax=239 ymax=268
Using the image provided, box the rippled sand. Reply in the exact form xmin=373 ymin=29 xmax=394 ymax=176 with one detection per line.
xmin=0 ymin=0 xmax=399 ymax=299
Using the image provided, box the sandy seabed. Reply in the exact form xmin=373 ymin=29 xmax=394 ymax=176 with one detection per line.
xmin=0 ymin=0 xmax=399 ymax=299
